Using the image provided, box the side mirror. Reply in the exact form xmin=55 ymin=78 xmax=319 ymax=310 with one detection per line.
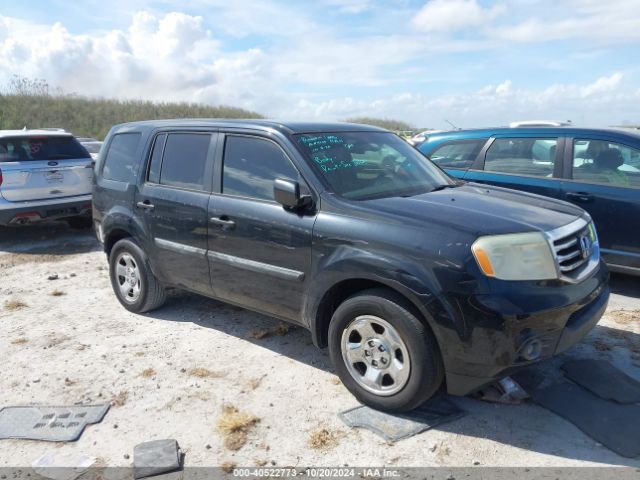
xmin=273 ymin=178 xmax=311 ymax=209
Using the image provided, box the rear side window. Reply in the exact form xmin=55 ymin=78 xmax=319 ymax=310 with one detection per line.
xmin=0 ymin=136 xmax=90 ymax=162
xmin=426 ymin=140 xmax=485 ymax=169
xmin=103 ymin=133 xmax=141 ymax=183
xmin=159 ymin=133 xmax=211 ymax=190
xmin=573 ymin=139 xmax=640 ymax=189
xmin=484 ymin=138 xmax=557 ymax=177
xmin=222 ymin=136 xmax=298 ymax=201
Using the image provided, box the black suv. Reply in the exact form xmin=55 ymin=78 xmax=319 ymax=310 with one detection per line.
xmin=93 ymin=120 xmax=609 ymax=412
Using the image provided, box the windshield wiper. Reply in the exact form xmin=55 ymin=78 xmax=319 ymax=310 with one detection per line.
xmin=429 ymin=184 xmax=459 ymax=192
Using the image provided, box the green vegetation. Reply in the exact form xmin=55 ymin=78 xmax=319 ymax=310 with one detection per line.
xmin=345 ymin=116 xmax=414 ymax=133
xmin=0 ymin=76 xmax=263 ymax=140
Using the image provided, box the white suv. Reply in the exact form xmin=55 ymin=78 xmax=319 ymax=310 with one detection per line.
xmin=0 ymin=130 xmax=93 ymax=228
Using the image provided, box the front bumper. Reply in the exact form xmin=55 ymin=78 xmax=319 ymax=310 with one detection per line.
xmin=0 ymin=194 xmax=92 ymax=225
xmin=439 ymin=261 xmax=610 ymax=396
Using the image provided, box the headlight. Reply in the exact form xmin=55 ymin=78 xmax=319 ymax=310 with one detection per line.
xmin=472 ymin=232 xmax=557 ymax=281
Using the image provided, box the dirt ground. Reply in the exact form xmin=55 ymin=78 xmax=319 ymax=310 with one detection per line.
xmin=1 ymin=223 xmax=639 ymax=469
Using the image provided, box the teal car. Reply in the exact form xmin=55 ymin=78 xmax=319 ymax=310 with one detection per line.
xmin=417 ymin=126 xmax=640 ymax=275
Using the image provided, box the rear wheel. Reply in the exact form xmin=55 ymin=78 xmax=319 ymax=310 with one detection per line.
xmin=109 ymin=238 xmax=166 ymax=313
xmin=328 ymin=288 xmax=443 ymax=412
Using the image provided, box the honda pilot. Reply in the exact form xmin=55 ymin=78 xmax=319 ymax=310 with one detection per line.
xmin=93 ymin=120 xmax=609 ymax=412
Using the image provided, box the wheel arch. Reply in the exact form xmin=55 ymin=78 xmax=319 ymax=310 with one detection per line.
xmin=309 ymin=275 xmax=443 ymax=350
xmin=104 ymin=228 xmax=133 ymax=256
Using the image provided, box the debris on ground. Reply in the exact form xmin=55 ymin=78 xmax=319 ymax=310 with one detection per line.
xmin=308 ymin=427 xmax=340 ymax=450
xmin=32 ymin=451 xmax=96 ymax=480
xmin=562 ymin=359 xmax=640 ymax=404
xmin=110 ymin=390 xmax=129 ymax=407
xmin=0 ymin=405 xmax=110 ymax=442
xmin=339 ymin=395 xmax=464 ymax=442
xmin=187 ymin=368 xmax=225 ymax=379
xmin=133 ymin=439 xmax=182 ymax=479
xmin=476 ymin=376 xmax=529 ymax=404
xmin=216 ymin=404 xmax=260 ymax=451
xmin=248 ymin=322 xmax=292 ymax=340
xmin=4 ymin=299 xmax=28 ymax=311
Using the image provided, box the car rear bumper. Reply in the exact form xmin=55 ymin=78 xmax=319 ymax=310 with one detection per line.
xmin=438 ymin=261 xmax=610 ymax=396
xmin=0 ymin=194 xmax=92 ymax=225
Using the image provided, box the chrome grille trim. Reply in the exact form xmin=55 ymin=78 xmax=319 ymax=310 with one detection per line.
xmin=544 ymin=217 xmax=599 ymax=283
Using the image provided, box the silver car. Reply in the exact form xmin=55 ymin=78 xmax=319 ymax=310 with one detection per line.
xmin=0 ymin=129 xmax=93 ymax=228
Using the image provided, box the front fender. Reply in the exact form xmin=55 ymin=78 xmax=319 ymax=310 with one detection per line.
xmin=304 ymin=245 xmax=455 ymax=348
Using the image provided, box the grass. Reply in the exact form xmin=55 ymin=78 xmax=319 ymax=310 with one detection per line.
xmin=216 ymin=404 xmax=260 ymax=451
xmin=10 ymin=337 xmax=28 ymax=345
xmin=188 ymin=367 xmax=225 ymax=378
xmin=308 ymin=428 xmax=340 ymax=450
xmin=110 ymin=390 xmax=129 ymax=407
xmin=249 ymin=322 xmax=292 ymax=340
xmin=4 ymin=299 xmax=28 ymax=311
xmin=608 ymin=309 xmax=639 ymax=325
xmin=247 ymin=375 xmax=266 ymax=391
xmin=140 ymin=368 xmax=156 ymax=378
xmin=50 ymin=289 xmax=66 ymax=297
xmin=221 ymin=462 xmax=236 ymax=473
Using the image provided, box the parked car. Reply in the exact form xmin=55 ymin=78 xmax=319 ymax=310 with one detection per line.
xmin=79 ymin=140 xmax=103 ymax=160
xmin=93 ymin=120 xmax=609 ymax=412
xmin=407 ymin=129 xmax=443 ymax=145
xmin=0 ymin=129 xmax=93 ymax=228
xmin=417 ymin=126 xmax=640 ymax=276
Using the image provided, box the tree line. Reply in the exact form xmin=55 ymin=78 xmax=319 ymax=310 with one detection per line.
xmin=0 ymin=76 xmax=418 ymax=139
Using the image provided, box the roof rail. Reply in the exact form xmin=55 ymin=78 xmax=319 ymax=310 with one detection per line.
xmin=509 ymin=120 xmax=571 ymax=128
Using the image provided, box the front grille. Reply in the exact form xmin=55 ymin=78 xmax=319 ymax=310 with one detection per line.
xmin=552 ymin=225 xmax=591 ymax=277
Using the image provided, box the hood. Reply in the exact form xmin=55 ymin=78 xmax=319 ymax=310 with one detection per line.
xmin=361 ymin=183 xmax=585 ymax=236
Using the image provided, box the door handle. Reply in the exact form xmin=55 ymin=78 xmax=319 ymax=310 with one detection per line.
xmin=210 ymin=216 xmax=236 ymax=228
xmin=136 ymin=201 xmax=155 ymax=210
xmin=565 ymin=192 xmax=592 ymax=203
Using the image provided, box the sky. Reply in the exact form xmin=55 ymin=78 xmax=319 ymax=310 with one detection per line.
xmin=1 ymin=0 xmax=639 ymax=128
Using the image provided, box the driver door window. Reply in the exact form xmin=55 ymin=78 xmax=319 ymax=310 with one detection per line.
xmin=222 ymin=135 xmax=298 ymax=201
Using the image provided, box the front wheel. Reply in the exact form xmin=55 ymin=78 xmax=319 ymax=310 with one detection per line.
xmin=109 ymin=238 xmax=166 ymax=313
xmin=328 ymin=288 xmax=444 ymax=412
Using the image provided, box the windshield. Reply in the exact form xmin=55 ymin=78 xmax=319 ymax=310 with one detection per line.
xmin=294 ymin=131 xmax=454 ymax=200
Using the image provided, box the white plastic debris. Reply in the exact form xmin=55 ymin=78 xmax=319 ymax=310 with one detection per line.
xmin=32 ymin=452 xmax=96 ymax=480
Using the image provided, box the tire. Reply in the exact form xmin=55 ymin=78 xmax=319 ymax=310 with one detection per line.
xmin=66 ymin=216 xmax=93 ymax=230
xmin=328 ymin=288 xmax=444 ymax=412
xmin=109 ymin=238 xmax=166 ymax=313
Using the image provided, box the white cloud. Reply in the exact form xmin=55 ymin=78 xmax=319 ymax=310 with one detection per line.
xmin=0 ymin=7 xmax=638 ymax=128
xmin=580 ymin=72 xmax=622 ymax=97
xmin=411 ymin=0 xmax=505 ymax=33
xmin=0 ymin=12 xmax=221 ymax=100
xmin=283 ymin=74 xmax=638 ymax=128
xmin=490 ymin=0 xmax=640 ymax=44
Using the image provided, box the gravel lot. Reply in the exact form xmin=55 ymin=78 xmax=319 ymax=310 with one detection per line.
xmin=1 ymin=223 xmax=639 ymax=469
